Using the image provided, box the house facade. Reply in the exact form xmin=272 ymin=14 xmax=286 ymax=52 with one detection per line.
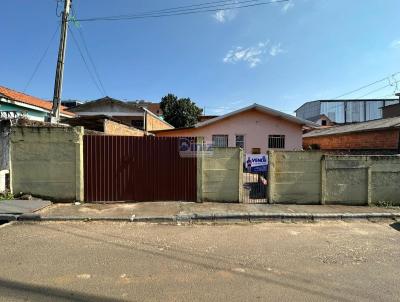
xmin=303 ymin=116 xmax=400 ymax=153
xmin=153 ymin=104 xmax=316 ymax=154
xmin=0 ymin=85 xmax=74 ymax=121
xmin=67 ymin=97 xmax=173 ymax=131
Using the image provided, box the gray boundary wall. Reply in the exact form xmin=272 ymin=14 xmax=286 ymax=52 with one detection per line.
xmin=0 ymin=121 xmax=10 ymax=171
xmin=10 ymin=126 xmax=84 ymax=201
xmin=198 ymin=147 xmax=243 ymax=202
xmin=269 ymin=151 xmax=400 ymax=205
xmin=268 ymin=151 xmax=323 ymax=204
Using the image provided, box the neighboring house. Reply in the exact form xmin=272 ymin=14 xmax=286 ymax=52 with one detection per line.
xmin=382 ymin=93 xmax=400 ymax=119
xmin=67 ymin=97 xmax=173 ymax=131
xmin=295 ymin=99 xmax=399 ymax=124
xmin=198 ymin=115 xmax=219 ymax=123
xmin=153 ymin=103 xmax=316 ymax=154
xmin=306 ymin=114 xmax=335 ymax=126
xmin=128 ymin=100 xmax=163 ymax=116
xmin=62 ymin=115 xmax=147 ymax=136
xmin=0 ymin=85 xmax=74 ymax=121
xmin=303 ymin=117 xmax=400 ymax=153
xmin=61 ymin=100 xmax=83 ymax=109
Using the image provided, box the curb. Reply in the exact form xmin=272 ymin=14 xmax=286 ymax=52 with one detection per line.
xmin=0 ymin=214 xmax=18 ymax=221
xmin=13 ymin=212 xmax=400 ymax=223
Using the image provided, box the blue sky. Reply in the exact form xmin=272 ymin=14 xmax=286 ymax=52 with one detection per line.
xmin=1 ymin=0 xmax=400 ymax=115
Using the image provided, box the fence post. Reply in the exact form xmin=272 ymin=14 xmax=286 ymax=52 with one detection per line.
xmin=196 ymin=137 xmax=203 ymax=203
xmin=238 ymin=147 xmax=243 ymax=203
xmin=75 ymin=127 xmax=84 ymax=202
xmin=320 ymin=155 xmax=326 ymax=205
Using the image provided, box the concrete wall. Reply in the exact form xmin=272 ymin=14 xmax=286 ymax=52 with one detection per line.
xmin=268 ymin=151 xmax=323 ymax=204
xmin=269 ymin=151 xmax=400 ymax=205
xmin=0 ymin=121 xmax=10 ymax=170
xmin=156 ymin=109 xmax=304 ymax=154
xmin=104 ymin=120 xmax=145 ymax=136
xmin=10 ymin=126 xmax=84 ymax=201
xmin=322 ymin=155 xmax=400 ymax=206
xmin=198 ymin=147 xmax=243 ymax=202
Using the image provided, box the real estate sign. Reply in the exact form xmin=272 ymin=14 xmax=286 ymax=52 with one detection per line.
xmin=246 ymin=154 xmax=268 ymax=173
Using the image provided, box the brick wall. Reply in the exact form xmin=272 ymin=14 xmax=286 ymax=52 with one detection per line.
xmin=145 ymin=113 xmax=173 ymax=131
xmin=104 ymin=120 xmax=145 ymax=136
xmin=303 ymin=129 xmax=400 ymax=150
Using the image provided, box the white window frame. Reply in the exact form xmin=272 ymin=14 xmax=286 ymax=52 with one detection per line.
xmin=235 ymin=134 xmax=245 ymax=149
xmin=212 ymin=135 xmax=229 ymax=147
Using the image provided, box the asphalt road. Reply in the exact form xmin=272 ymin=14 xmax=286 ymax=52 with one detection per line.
xmin=0 ymin=221 xmax=399 ymax=302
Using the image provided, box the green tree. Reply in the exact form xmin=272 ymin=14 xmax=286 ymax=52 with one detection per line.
xmin=160 ymin=94 xmax=203 ymax=128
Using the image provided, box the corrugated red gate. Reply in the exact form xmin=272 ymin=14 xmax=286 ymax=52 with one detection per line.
xmin=84 ymin=135 xmax=197 ymax=202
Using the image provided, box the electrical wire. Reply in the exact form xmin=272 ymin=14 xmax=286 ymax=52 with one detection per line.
xmin=23 ymin=24 xmax=60 ymax=92
xmin=68 ymin=25 xmax=105 ymax=96
xmin=358 ymin=81 xmax=400 ymax=99
xmin=71 ymin=6 xmax=107 ymax=96
xmin=74 ymin=0 xmax=288 ymax=22
xmin=333 ymin=72 xmax=400 ymax=100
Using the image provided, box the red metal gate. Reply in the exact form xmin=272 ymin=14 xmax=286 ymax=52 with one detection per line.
xmin=84 ymin=135 xmax=197 ymax=202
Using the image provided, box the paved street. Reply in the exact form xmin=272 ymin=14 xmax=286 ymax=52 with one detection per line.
xmin=0 ymin=221 xmax=399 ymax=301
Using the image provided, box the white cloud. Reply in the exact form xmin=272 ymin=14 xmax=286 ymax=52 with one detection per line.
xmin=223 ymin=41 xmax=269 ymax=68
xmin=282 ymin=1 xmax=295 ymax=13
xmin=223 ymin=41 xmax=285 ymax=68
xmin=213 ymin=9 xmax=237 ymax=23
xmin=390 ymin=40 xmax=400 ymax=49
xmin=269 ymin=43 xmax=285 ymax=56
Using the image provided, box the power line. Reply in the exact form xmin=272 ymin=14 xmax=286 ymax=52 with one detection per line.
xmin=76 ymin=28 xmax=107 ymax=96
xmin=358 ymin=81 xmax=400 ymax=99
xmin=75 ymin=0 xmax=288 ymax=22
xmin=72 ymin=7 xmax=107 ymax=95
xmin=333 ymin=72 xmax=400 ymax=100
xmin=23 ymin=24 xmax=60 ymax=92
xmin=71 ymin=6 xmax=107 ymax=96
xmin=68 ymin=25 xmax=105 ymax=96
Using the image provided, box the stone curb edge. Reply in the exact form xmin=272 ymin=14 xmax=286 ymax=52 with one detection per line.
xmin=12 ymin=212 xmax=400 ymax=222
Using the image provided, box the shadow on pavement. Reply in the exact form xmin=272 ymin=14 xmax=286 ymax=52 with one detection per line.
xmin=390 ymin=222 xmax=400 ymax=232
xmin=0 ymin=277 xmax=127 ymax=302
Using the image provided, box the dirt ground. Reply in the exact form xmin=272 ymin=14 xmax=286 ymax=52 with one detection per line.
xmin=0 ymin=220 xmax=399 ymax=301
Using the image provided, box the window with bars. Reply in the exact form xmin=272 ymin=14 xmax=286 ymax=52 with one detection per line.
xmin=268 ymin=135 xmax=285 ymax=149
xmin=212 ymin=135 xmax=228 ymax=147
xmin=235 ymin=135 xmax=245 ymax=149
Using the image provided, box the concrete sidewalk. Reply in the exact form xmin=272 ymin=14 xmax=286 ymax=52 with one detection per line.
xmin=29 ymin=202 xmax=400 ymax=222
xmin=0 ymin=199 xmax=51 ymax=221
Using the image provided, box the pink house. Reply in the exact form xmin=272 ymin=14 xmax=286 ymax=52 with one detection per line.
xmin=153 ymin=103 xmax=316 ymax=154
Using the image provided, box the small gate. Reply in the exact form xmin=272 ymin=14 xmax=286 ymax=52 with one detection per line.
xmin=84 ymin=135 xmax=197 ymax=202
xmin=242 ymin=154 xmax=268 ymax=203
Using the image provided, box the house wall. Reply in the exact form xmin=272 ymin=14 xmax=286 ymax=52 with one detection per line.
xmin=103 ymin=120 xmax=145 ymax=136
xmin=303 ymin=129 xmax=400 ymax=150
xmin=198 ymin=147 xmax=243 ymax=202
xmin=145 ymin=112 xmax=173 ymax=131
xmin=10 ymin=126 xmax=84 ymax=201
xmin=156 ymin=109 xmax=303 ymax=154
xmin=0 ymin=102 xmax=47 ymax=121
xmin=269 ymin=151 xmax=400 ymax=205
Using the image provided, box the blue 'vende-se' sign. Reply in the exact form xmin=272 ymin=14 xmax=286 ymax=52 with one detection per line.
xmin=246 ymin=154 xmax=268 ymax=172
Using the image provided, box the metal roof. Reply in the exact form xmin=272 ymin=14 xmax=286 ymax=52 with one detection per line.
xmin=303 ymin=116 xmax=400 ymax=137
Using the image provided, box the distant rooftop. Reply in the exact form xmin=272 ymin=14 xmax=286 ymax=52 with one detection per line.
xmin=303 ymin=116 xmax=400 ymax=138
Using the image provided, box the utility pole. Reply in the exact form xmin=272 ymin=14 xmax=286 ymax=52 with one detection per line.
xmin=51 ymin=0 xmax=72 ymax=123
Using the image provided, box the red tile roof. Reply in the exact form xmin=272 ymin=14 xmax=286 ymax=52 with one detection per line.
xmin=0 ymin=85 xmax=74 ymax=116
